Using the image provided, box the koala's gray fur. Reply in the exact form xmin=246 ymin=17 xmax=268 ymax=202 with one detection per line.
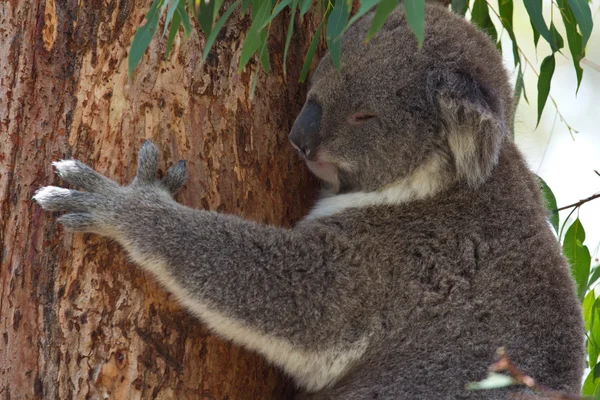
xmin=34 ymin=4 xmax=584 ymax=399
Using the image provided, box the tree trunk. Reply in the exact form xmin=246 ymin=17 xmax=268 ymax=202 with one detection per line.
xmin=0 ymin=1 xmax=320 ymax=398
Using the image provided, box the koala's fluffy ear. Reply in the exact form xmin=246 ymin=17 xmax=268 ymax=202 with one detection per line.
xmin=427 ymin=69 xmax=508 ymax=187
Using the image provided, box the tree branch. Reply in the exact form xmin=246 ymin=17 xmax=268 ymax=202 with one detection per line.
xmin=556 ymin=193 xmax=600 ymax=212
xmin=491 ymin=348 xmax=584 ymax=400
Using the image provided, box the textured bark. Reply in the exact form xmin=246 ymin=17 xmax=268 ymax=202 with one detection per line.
xmin=0 ymin=1 xmax=320 ymax=398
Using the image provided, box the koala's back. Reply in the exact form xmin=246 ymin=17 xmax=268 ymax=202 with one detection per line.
xmin=298 ymin=142 xmax=584 ymax=399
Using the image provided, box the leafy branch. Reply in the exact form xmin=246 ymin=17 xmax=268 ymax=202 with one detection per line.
xmin=128 ymin=0 xmax=593 ymax=120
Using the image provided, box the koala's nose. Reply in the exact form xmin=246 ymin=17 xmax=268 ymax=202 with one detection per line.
xmin=289 ymin=101 xmax=322 ymax=160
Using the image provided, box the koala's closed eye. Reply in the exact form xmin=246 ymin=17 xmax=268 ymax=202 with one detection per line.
xmin=348 ymin=112 xmax=377 ymax=124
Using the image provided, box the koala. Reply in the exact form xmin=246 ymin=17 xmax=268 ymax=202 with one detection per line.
xmin=34 ymin=4 xmax=584 ymax=400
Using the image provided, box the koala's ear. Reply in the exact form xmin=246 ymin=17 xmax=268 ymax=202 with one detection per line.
xmin=427 ymin=69 xmax=508 ymax=187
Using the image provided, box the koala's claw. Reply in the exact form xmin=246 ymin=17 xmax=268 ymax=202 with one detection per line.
xmin=162 ymin=160 xmax=187 ymax=195
xmin=134 ymin=140 xmax=160 ymax=185
xmin=34 ymin=140 xmax=188 ymax=232
xmin=57 ymin=213 xmax=99 ymax=231
xmin=52 ymin=159 xmax=119 ymax=193
xmin=33 ymin=186 xmax=100 ymax=213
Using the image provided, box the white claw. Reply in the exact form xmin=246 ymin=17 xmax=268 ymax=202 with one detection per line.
xmin=33 ymin=186 xmax=71 ymax=204
xmin=52 ymin=160 xmax=79 ymax=175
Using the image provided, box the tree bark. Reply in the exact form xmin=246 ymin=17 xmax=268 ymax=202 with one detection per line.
xmin=0 ymin=1 xmax=320 ymax=398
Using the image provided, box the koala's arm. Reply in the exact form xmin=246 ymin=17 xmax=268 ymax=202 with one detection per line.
xmin=34 ymin=142 xmax=374 ymax=388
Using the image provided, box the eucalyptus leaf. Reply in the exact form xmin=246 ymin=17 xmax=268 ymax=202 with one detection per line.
xmin=299 ymin=0 xmax=312 ymax=16
xmin=202 ymin=0 xmax=240 ymax=63
xmin=563 ymin=218 xmax=592 ymax=301
xmin=549 ymin=23 xmax=565 ymax=51
xmin=198 ymin=0 xmax=216 ymax=37
xmin=538 ymin=177 xmax=559 ymax=234
xmin=128 ymin=0 xmax=162 ymax=77
xmin=471 ymin=0 xmax=497 ymax=42
xmin=178 ymin=0 xmax=192 ymax=36
xmin=584 ymin=290 xmax=596 ymax=331
xmin=404 ymin=0 xmax=425 ymax=47
xmin=239 ymin=0 xmax=272 ymax=71
xmin=524 ymin=0 xmax=558 ymax=52
xmin=451 ymin=0 xmax=468 ymax=16
xmin=590 ymin=267 xmax=600 ymax=288
xmin=557 ymin=0 xmax=585 ymax=91
xmin=498 ymin=0 xmax=519 ymax=66
xmin=166 ymin=10 xmax=182 ymax=58
xmin=347 ymin=0 xmax=380 ymax=29
xmin=566 ymin=0 xmax=593 ymax=49
xmin=283 ymin=0 xmax=298 ymax=76
xmin=536 ymin=54 xmax=555 ymax=127
xmin=515 ymin=65 xmax=528 ymax=104
xmin=164 ymin=0 xmax=181 ymax=35
xmin=260 ymin=0 xmax=294 ymax=30
xmin=583 ymin=367 xmax=600 ymax=396
xmin=326 ymin=0 xmax=351 ymax=70
xmin=366 ymin=0 xmax=398 ymax=42
xmin=300 ymin=20 xmax=323 ymax=82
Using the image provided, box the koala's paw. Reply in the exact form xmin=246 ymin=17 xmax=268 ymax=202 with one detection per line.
xmin=34 ymin=140 xmax=187 ymax=232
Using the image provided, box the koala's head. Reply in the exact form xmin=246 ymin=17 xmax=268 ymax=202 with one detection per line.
xmin=289 ymin=4 xmax=513 ymax=195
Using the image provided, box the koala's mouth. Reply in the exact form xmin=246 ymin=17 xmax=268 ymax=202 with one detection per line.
xmin=305 ymin=159 xmax=338 ymax=186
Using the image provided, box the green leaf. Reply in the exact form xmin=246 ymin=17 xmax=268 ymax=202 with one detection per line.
xmin=260 ymin=0 xmax=293 ymax=29
xmin=524 ymin=0 xmax=559 ymax=52
xmin=536 ymin=54 xmax=555 ymax=127
xmin=583 ymin=367 xmax=600 ymax=396
xmin=128 ymin=0 xmax=162 ymax=77
xmin=557 ymin=0 xmax=585 ymax=92
xmin=197 ymin=0 xmax=217 ymax=37
xmin=590 ymin=267 xmax=600 ymax=288
xmin=549 ymin=23 xmax=564 ymax=51
xmin=591 ymin=298 xmax=600 ymax=344
xmin=566 ymin=0 xmax=593 ymax=50
xmin=590 ymin=335 xmax=599 ymax=369
xmin=164 ymin=0 xmax=180 ymax=35
xmin=584 ymin=290 xmax=596 ymax=331
xmin=451 ymin=0 xmax=468 ymax=16
xmin=366 ymin=0 xmax=398 ymax=42
xmin=202 ymin=0 xmax=240 ymax=63
xmin=300 ymin=20 xmax=324 ymax=82
xmin=259 ymin=33 xmax=270 ymax=71
xmin=404 ymin=0 xmax=425 ymax=47
xmin=326 ymin=0 xmax=351 ymax=70
xmin=537 ymin=177 xmax=559 ymax=234
xmin=242 ymin=0 xmax=252 ymax=13
xmin=515 ymin=65 xmax=528 ymax=104
xmin=471 ymin=0 xmax=497 ymax=42
xmin=178 ymin=1 xmax=192 ymax=36
xmin=239 ymin=0 xmax=272 ymax=72
xmin=283 ymin=0 xmax=298 ymax=76
xmin=498 ymin=0 xmax=519 ymax=66
xmin=595 ymin=383 xmax=600 ymax=400
xmin=466 ymin=373 xmax=515 ymax=390
xmin=347 ymin=0 xmax=380 ymax=29
xmin=563 ymin=218 xmax=592 ymax=301
xmin=299 ymin=0 xmax=312 ymax=16
xmin=165 ymin=10 xmax=182 ymax=58
xmin=250 ymin=25 xmax=272 ymax=100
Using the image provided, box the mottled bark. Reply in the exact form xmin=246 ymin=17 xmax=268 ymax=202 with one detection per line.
xmin=0 ymin=1 xmax=320 ymax=398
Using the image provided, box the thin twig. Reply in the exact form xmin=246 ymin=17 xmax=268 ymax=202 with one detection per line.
xmin=491 ymin=348 xmax=586 ymax=400
xmin=485 ymin=3 xmax=579 ymax=136
xmin=556 ymin=193 xmax=600 ymax=212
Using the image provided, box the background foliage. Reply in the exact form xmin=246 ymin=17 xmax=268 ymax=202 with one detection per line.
xmin=129 ymin=0 xmax=598 ymax=396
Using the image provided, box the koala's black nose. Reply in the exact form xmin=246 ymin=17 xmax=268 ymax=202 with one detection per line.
xmin=289 ymin=101 xmax=322 ymax=160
